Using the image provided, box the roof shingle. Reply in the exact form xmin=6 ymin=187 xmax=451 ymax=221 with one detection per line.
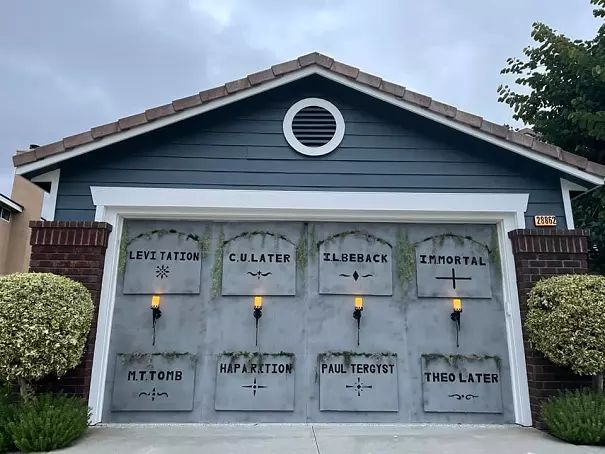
xmin=11 ymin=52 xmax=605 ymax=180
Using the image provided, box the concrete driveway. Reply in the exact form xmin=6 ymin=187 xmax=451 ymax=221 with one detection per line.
xmin=54 ymin=424 xmax=605 ymax=454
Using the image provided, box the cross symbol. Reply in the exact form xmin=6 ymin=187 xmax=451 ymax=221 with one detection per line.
xmin=242 ymin=377 xmax=268 ymax=396
xmin=345 ymin=377 xmax=372 ymax=397
xmin=435 ymin=267 xmax=472 ymax=289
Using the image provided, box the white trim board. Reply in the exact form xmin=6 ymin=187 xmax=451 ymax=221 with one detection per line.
xmin=560 ymin=178 xmax=587 ymax=229
xmin=31 ymin=169 xmax=60 ymax=221
xmin=15 ymin=68 xmax=604 ymax=187
xmin=88 ymin=187 xmax=531 ymax=426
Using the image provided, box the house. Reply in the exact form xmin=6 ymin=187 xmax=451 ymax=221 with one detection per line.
xmin=13 ymin=52 xmax=604 ymax=426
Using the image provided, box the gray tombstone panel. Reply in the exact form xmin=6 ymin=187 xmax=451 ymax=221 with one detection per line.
xmin=415 ymin=236 xmax=492 ymax=298
xmin=112 ymin=353 xmax=196 ymax=411
xmin=421 ymin=355 xmax=503 ymax=413
xmin=319 ymin=354 xmax=398 ymax=412
xmin=319 ymin=234 xmax=393 ymax=295
xmin=222 ymin=233 xmax=296 ymax=295
xmin=123 ymin=231 xmax=202 ymax=294
xmin=214 ymin=354 xmax=295 ymax=411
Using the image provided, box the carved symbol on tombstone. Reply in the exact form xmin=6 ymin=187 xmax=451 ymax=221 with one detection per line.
xmin=138 ymin=387 xmax=169 ymax=402
xmin=155 ymin=265 xmax=170 ymax=279
xmin=435 ymin=268 xmax=471 ymax=290
xmin=448 ymin=393 xmax=479 ymax=401
xmin=345 ymin=377 xmax=373 ymax=396
xmin=246 ymin=270 xmax=273 ymax=280
xmin=241 ymin=377 xmax=268 ymax=396
xmin=338 ymin=271 xmax=374 ymax=281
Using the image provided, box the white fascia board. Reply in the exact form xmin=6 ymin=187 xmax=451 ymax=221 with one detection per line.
xmin=0 ymin=194 xmax=23 ymax=212
xmin=91 ymin=187 xmax=529 ymax=222
xmin=560 ymin=178 xmax=587 ymax=229
xmin=18 ymin=67 xmax=601 ymax=186
xmin=31 ymin=169 xmax=60 ymax=221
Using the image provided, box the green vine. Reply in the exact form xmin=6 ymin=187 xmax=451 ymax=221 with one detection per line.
xmin=221 ymin=351 xmax=295 ymax=370
xmin=318 ymin=351 xmax=396 ymax=369
xmin=395 ymin=231 xmax=415 ymax=292
xmin=317 ymin=230 xmax=393 ymax=248
xmin=296 ymin=224 xmax=308 ymax=277
xmin=212 ymin=230 xmax=225 ymax=298
xmin=118 ymin=352 xmax=197 ymax=367
xmin=309 ymin=225 xmax=317 ymax=261
xmin=422 ymin=353 xmax=502 ymax=368
xmin=118 ymin=223 xmax=129 ymax=275
xmin=489 ymin=228 xmax=502 ymax=278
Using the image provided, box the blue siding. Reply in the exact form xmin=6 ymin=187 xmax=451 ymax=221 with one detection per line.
xmin=51 ymin=75 xmax=567 ymax=225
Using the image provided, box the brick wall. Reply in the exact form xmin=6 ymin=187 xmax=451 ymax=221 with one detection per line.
xmin=28 ymin=220 xmax=112 ymax=398
xmin=508 ymin=228 xmax=592 ymax=426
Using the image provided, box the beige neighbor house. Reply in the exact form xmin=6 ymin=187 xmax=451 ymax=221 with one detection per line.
xmin=0 ymin=175 xmax=44 ymax=275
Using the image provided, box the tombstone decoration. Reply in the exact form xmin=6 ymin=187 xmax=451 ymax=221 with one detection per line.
xmin=123 ymin=230 xmax=202 ymax=294
xmin=215 ymin=353 xmax=295 ymax=411
xmin=415 ymin=235 xmax=492 ymax=298
xmin=221 ymin=232 xmax=296 ymax=296
xmin=421 ymin=354 xmax=503 ymax=413
xmin=318 ymin=353 xmax=398 ymax=411
xmin=111 ymin=353 xmax=196 ymax=411
xmin=319 ymin=232 xmax=393 ymax=295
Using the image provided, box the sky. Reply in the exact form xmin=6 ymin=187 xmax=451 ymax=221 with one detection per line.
xmin=0 ymin=0 xmax=601 ymax=195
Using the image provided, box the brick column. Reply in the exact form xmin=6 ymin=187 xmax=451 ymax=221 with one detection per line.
xmin=508 ymin=228 xmax=592 ymax=426
xmin=28 ymin=221 xmax=112 ymax=398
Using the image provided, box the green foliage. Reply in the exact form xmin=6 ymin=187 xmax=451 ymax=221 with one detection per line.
xmin=0 ymin=385 xmax=17 ymax=454
xmin=498 ymin=0 xmax=605 ymax=271
xmin=8 ymin=394 xmax=89 ymax=452
xmin=542 ymin=389 xmax=605 ymax=445
xmin=526 ymin=274 xmax=605 ymax=375
xmin=212 ymin=231 xmax=225 ymax=297
xmin=0 ymin=273 xmax=93 ymax=386
xmin=394 ymin=232 xmax=415 ymax=291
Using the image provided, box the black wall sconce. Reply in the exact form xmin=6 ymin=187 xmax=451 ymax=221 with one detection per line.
xmin=353 ymin=296 xmax=363 ymax=346
xmin=450 ymin=298 xmax=462 ymax=348
xmin=253 ymin=296 xmax=263 ymax=346
xmin=151 ymin=295 xmax=162 ymax=346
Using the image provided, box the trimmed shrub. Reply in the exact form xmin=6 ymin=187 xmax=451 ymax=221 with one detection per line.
xmin=8 ymin=394 xmax=89 ymax=452
xmin=0 ymin=273 xmax=93 ymax=395
xmin=542 ymin=390 xmax=605 ymax=445
xmin=526 ymin=274 xmax=605 ymax=376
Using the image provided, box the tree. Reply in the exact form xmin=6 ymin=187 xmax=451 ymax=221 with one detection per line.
xmin=498 ymin=0 xmax=605 ymax=272
xmin=526 ymin=274 xmax=605 ymax=390
xmin=0 ymin=273 xmax=93 ymax=400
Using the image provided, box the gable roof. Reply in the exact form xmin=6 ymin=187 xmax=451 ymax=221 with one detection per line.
xmin=13 ymin=52 xmax=605 ymax=185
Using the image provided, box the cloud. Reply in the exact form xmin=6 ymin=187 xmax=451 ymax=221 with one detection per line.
xmin=0 ymin=0 xmax=600 ymax=194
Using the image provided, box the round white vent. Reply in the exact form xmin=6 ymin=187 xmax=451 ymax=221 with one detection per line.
xmin=283 ymin=98 xmax=345 ymax=156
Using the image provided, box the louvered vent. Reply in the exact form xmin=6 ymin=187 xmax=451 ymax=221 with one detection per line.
xmin=283 ymin=98 xmax=345 ymax=156
xmin=291 ymin=105 xmax=337 ymax=147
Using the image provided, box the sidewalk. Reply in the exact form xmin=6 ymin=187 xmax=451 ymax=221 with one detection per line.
xmin=53 ymin=424 xmax=605 ymax=454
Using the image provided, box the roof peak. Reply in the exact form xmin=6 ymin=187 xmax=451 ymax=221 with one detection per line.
xmin=12 ymin=52 xmax=605 ymax=182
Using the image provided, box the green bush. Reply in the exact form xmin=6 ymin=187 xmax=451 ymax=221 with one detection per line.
xmin=0 ymin=273 xmax=93 ymax=394
xmin=526 ymin=274 xmax=605 ymax=376
xmin=542 ymin=390 xmax=605 ymax=445
xmin=0 ymin=385 xmax=16 ymax=454
xmin=8 ymin=394 xmax=89 ymax=452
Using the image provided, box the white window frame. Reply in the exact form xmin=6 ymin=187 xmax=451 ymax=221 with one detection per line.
xmin=88 ymin=187 xmax=532 ymax=426
xmin=283 ymin=97 xmax=345 ymax=156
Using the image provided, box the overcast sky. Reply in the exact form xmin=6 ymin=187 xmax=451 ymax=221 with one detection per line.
xmin=0 ymin=0 xmax=600 ymax=195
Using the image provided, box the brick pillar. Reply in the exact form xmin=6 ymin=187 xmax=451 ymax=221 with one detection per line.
xmin=508 ymin=228 xmax=592 ymax=426
xmin=28 ymin=221 xmax=112 ymax=398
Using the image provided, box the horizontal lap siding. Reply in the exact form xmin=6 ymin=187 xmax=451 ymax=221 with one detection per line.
xmin=53 ymin=76 xmax=567 ymax=225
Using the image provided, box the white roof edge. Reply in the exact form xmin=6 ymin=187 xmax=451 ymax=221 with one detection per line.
xmin=0 ymin=194 xmax=23 ymax=212
xmin=15 ymin=67 xmax=604 ymax=186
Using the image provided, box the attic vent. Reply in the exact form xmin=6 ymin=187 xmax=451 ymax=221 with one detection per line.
xmin=283 ymin=98 xmax=345 ymax=156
